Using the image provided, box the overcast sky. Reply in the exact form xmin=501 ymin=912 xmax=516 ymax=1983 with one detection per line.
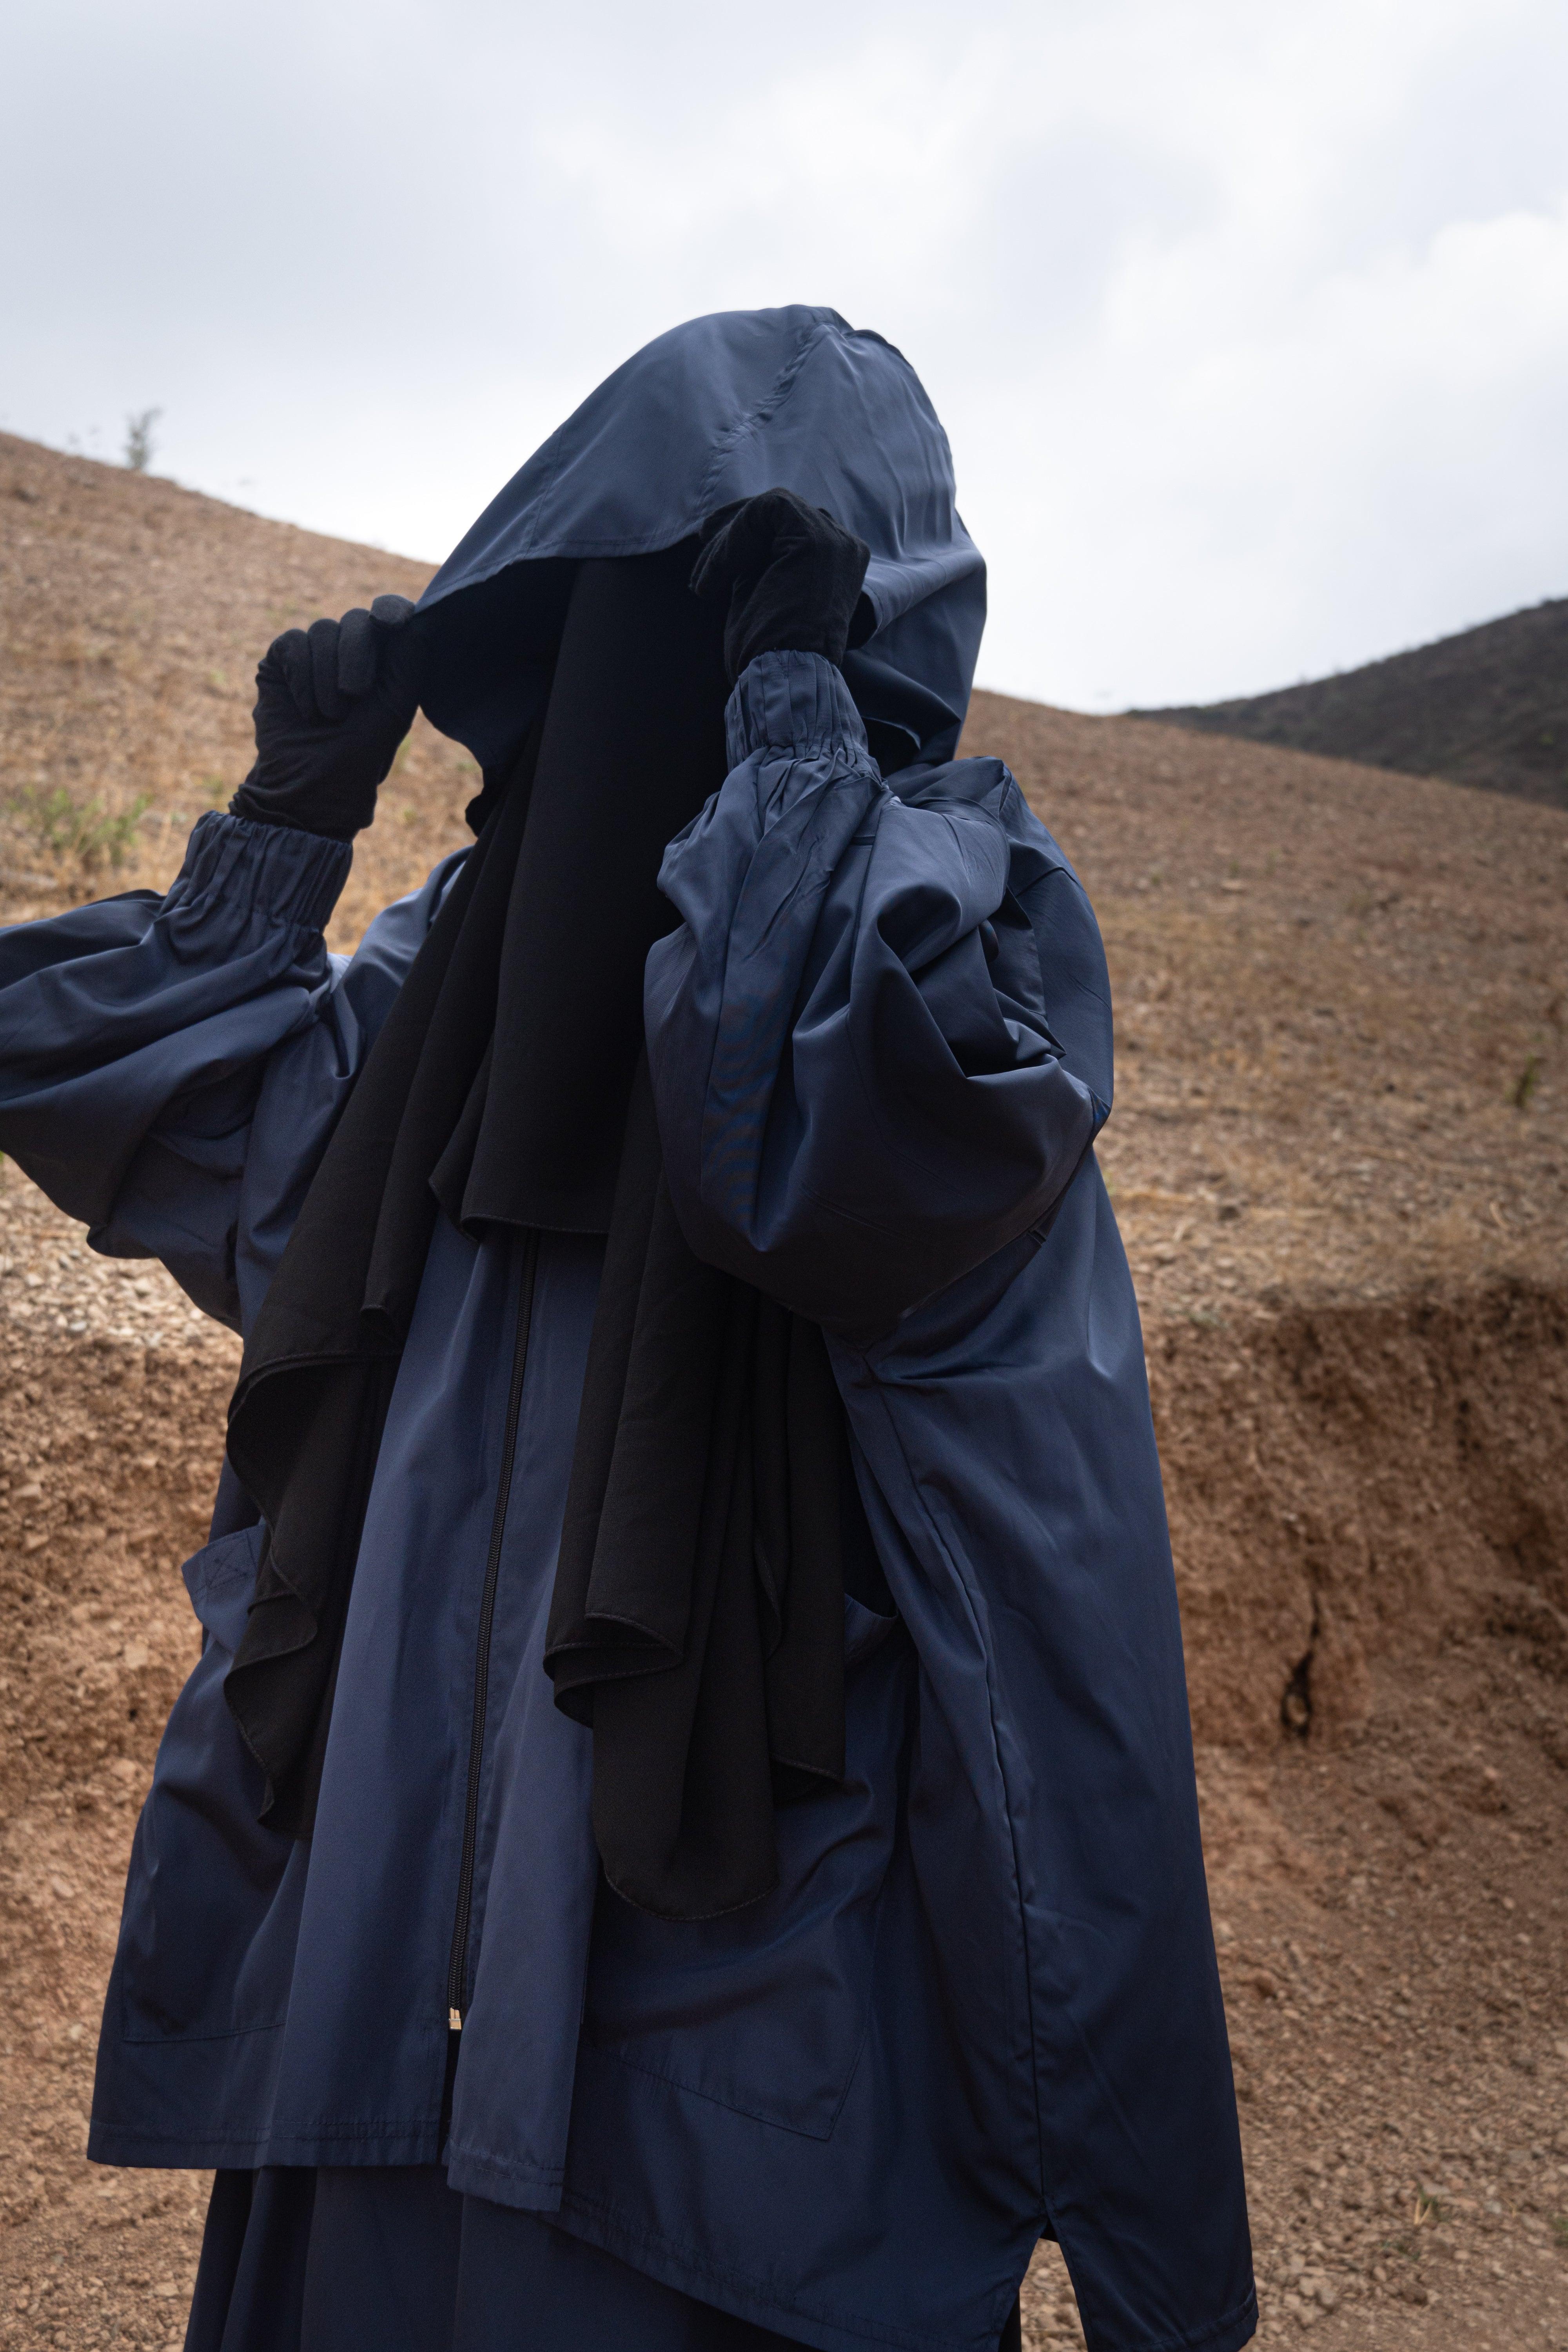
xmin=3 ymin=0 xmax=1565 ymax=710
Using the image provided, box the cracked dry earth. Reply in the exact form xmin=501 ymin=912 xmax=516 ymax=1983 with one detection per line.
xmin=2 ymin=436 xmax=1566 ymax=2349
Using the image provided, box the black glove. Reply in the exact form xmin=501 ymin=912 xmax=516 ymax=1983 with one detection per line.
xmin=230 ymin=595 xmax=422 ymax=841
xmin=689 ymin=489 xmax=870 ymax=684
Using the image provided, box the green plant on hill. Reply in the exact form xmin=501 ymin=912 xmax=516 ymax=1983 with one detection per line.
xmin=7 ymin=782 xmax=150 ymax=878
xmin=123 ymin=409 xmax=161 ymax=474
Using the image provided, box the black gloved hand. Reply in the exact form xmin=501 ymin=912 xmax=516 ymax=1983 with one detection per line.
xmin=230 ymin=595 xmax=422 ymax=841
xmin=689 ymin=488 xmax=870 ymax=684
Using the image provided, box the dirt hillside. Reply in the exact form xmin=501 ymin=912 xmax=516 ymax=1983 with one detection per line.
xmin=2 ymin=434 xmax=1566 ymax=2351
xmin=1138 ymin=594 xmax=1568 ymax=811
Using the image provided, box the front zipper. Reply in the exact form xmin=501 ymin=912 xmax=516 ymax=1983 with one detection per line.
xmin=446 ymin=1229 xmax=539 ymax=2030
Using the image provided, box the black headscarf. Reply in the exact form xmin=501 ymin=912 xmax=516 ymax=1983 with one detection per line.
xmin=223 ymin=546 xmax=858 ymax=1918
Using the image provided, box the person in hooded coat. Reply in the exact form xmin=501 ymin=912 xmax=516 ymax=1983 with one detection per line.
xmin=0 ymin=307 xmax=1255 ymax=2352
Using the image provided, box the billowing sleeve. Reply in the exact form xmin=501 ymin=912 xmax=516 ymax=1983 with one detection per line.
xmin=0 ymin=811 xmax=461 ymax=1333
xmin=644 ymin=650 xmax=1109 ymax=1341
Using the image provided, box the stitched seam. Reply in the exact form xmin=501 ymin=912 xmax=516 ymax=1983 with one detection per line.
xmin=586 ymin=2043 xmax=838 ymax=2138
xmin=118 ymin=2016 xmax=286 ymax=2047
xmin=585 ymin=1979 xmax=877 ymax=2141
xmin=89 ymin=2114 xmax=440 ymax=2146
xmin=441 ymin=2140 xmax=566 ymax=2186
xmin=692 ymin=317 xmax=835 ymax=514
xmin=1112 ymin=2289 xmax=1259 ymax=2352
xmin=852 ymin=1369 xmax=1047 ymax=2213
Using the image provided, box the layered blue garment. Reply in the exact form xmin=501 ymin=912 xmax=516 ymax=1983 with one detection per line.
xmin=0 ymin=310 xmax=1254 ymax=2352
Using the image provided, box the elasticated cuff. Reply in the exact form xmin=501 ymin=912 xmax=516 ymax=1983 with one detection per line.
xmin=166 ymin=811 xmax=352 ymax=937
xmin=725 ymin=650 xmax=874 ymax=771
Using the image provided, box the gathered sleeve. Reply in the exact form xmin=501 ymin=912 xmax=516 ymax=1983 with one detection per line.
xmin=0 ymin=812 xmax=462 ymax=1333
xmin=644 ymin=650 xmax=1110 ymax=1341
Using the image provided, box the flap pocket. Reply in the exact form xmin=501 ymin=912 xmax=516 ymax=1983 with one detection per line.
xmin=584 ymin=1614 xmax=911 ymax=2138
xmin=122 ymin=1518 xmax=301 ymax=2043
xmin=843 ymin=1590 xmax=896 ymax=1670
xmin=180 ymin=1522 xmax=263 ymax=1652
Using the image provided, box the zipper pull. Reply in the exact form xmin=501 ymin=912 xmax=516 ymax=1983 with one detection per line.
xmin=448 ymin=2007 xmax=463 ymax=2032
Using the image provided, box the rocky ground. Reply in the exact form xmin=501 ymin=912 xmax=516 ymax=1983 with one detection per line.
xmin=1 ymin=435 xmax=1565 ymax=2348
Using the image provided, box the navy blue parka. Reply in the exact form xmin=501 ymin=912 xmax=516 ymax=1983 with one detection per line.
xmin=0 ymin=310 xmax=1254 ymax=2352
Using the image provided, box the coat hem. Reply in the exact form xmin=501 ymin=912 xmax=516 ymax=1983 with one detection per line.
xmin=439 ymin=2143 xmax=566 ymax=2213
xmin=86 ymin=2118 xmax=441 ymax=2170
xmin=1125 ymin=2288 xmax=1257 ymax=2352
xmin=550 ymin=2186 xmax=1021 ymax=2352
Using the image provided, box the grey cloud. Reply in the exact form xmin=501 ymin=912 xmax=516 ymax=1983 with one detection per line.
xmin=2 ymin=0 xmax=1564 ymax=706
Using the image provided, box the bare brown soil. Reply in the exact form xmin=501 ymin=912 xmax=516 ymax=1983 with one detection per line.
xmin=0 ymin=430 xmax=470 ymax=953
xmin=1137 ymin=593 xmax=1568 ymax=811
xmin=2 ymin=436 xmax=1566 ymax=2350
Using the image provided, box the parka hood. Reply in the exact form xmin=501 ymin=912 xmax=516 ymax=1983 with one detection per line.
xmin=415 ymin=305 xmax=985 ymax=771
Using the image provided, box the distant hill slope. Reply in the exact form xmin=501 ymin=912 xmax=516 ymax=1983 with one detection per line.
xmin=1136 ymin=596 xmax=1568 ymax=809
xmin=0 ymin=428 xmax=466 ymax=953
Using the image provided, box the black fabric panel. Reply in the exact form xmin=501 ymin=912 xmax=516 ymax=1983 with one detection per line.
xmin=450 ymin=546 xmax=732 ymax=1234
xmin=550 ymin=1066 xmax=725 ymax=1686
xmin=547 ymin=1059 xmax=847 ymax=1919
xmin=416 ymin=556 xmax=575 ymax=799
